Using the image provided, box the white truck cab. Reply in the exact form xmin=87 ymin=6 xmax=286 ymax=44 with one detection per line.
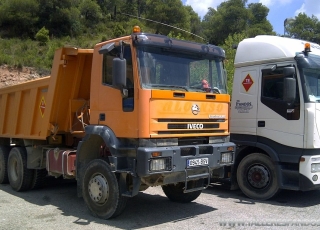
xmin=231 ymin=35 xmax=320 ymax=200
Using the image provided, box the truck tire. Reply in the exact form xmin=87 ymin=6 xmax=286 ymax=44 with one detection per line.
xmin=0 ymin=146 xmax=10 ymax=184
xmin=31 ymin=169 xmax=47 ymax=189
xmin=7 ymin=147 xmax=34 ymax=191
xmin=82 ymin=159 xmax=127 ymax=219
xmin=162 ymin=181 xmax=202 ymax=203
xmin=237 ymin=153 xmax=280 ymax=200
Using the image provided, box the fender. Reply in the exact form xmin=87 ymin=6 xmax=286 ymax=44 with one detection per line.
xmin=80 ymin=125 xmax=121 ymax=155
xmin=231 ymin=134 xmax=280 ymax=162
xmin=76 ymin=125 xmax=120 ymax=197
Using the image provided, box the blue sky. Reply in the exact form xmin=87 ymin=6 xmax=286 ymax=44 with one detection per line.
xmin=182 ymin=0 xmax=320 ymax=35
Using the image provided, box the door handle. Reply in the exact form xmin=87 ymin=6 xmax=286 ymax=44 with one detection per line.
xmin=258 ymin=121 xmax=265 ymax=127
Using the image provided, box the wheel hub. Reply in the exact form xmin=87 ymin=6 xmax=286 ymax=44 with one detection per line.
xmin=247 ymin=165 xmax=270 ymax=189
xmin=88 ymin=175 xmax=109 ymax=204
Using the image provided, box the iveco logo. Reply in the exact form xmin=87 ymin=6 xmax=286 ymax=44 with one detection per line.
xmin=191 ymin=104 xmax=200 ymax=115
xmin=187 ymin=124 xmax=204 ymax=129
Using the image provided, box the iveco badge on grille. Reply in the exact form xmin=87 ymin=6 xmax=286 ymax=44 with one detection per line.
xmin=191 ymin=104 xmax=200 ymax=115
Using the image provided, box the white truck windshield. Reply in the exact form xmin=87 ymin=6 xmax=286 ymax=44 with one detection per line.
xmin=298 ymin=54 xmax=320 ymax=102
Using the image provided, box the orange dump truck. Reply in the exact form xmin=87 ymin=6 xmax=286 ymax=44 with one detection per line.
xmin=0 ymin=27 xmax=235 ymax=219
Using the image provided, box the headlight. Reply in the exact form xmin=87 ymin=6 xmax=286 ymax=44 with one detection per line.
xmin=311 ymin=163 xmax=320 ymax=173
xmin=312 ymin=157 xmax=320 ymax=162
xmin=139 ymin=138 xmax=178 ymax=147
xmin=220 ymin=152 xmax=233 ymax=164
xmin=149 ymin=157 xmax=172 ymax=172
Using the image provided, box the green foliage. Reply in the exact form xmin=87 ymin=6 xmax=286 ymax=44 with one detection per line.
xmin=285 ymin=13 xmax=320 ymax=43
xmin=145 ymin=0 xmax=190 ymax=36
xmin=35 ymin=27 xmax=50 ymax=46
xmin=0 ymin=0 xmax=291 ymax=96
xmin=221 ymin=32 xmax=247 ymax=94
xmin=0 ymin=0 xmax=39 ymax=38
xmin=203 ymin=0 xmax=274 ymax=46
xmin=247 ymin=3 xmax=274 ymax=37
xmin=113 ymin=23 xmax=126 ymax=37
xmin=79 ymin=0 xmax=102 ymax=27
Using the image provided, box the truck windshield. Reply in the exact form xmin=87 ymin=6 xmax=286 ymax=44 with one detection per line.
xmin=136 ymin=46 xmax=227 ymax=94
xmin=297 ymin=54 xmax=320 ymax=102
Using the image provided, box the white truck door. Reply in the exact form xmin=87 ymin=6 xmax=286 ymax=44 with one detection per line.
xmin=230 ymin=68 xmax=258 ymax=136
xmin=256 ymin=65 xmax=304 ymax=148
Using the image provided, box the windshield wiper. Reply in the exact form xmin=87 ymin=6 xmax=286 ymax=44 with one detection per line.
xmin=189 ymin=86 xmax=221 ymax=94
xmin=150 ymin=84 xmax=189 ymax=91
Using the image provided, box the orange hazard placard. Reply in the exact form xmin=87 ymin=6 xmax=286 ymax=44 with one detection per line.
xmin=242 ymin=74 xmax=254 ymax=92
xmin=39 ymin=96 xmax=46 ymax=117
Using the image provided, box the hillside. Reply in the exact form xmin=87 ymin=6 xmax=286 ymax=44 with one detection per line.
xmin=0 ymin=65 xmax=48 ymax=88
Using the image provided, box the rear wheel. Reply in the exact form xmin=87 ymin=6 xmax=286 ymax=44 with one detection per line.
xmin=82 ymin=159 xmax=127 ymax=219
xmin=0 ymin=146 xmax=10 ymax=184
xmin=237 ymin=153 xmax=280 ymax=200
xmin=162 ymin=181 xmax=202 ymax=203
xmin=8 ymin=147 xmax=34 ymax=191
xmin=31 ymin=169 xmax=47 ymax=189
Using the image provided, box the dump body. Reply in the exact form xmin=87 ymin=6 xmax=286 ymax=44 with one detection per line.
xmin=0 ymin=47 xmax=93 ymax=140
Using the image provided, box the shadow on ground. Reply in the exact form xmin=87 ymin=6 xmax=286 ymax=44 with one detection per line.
xmin=204 ymin=182 xmax=320 ymax=208
xmin=0 ymin=177 xmax=215 ymax=229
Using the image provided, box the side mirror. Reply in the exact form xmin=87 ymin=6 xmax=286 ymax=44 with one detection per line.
xmin=99 ymin=42 xmax=115 ymax=54
xmin=283 ymin=77 xmax=296 ymax=103
xmin=283 ymin=67 xmax=295 ymax=77
xmin=113 ymin=58 xmax=127 ymax=89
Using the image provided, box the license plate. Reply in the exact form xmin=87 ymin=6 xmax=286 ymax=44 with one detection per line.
xmin=187 ymin=158 xmax=209 ymax=167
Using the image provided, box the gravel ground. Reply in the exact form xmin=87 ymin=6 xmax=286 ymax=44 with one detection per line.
xmin=1 ymin=178 xmax=320 ymax=230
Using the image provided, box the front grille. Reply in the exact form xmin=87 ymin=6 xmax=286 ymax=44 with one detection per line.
xmin=159 ymin=118 xmax=226 ymax=122
xmin=155 ymin=118 xmax=227 ymax=136
xmin=159 ymin=130 xmax=225 ymax=135
xmin=168 ymin=124 xmax=219 ymax=129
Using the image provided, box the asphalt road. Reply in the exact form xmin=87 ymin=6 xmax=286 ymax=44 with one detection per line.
xmin=1 ymin=178 xmax=320 ymax=230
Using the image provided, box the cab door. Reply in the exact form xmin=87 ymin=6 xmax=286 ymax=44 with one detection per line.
xmin=256 ymin=64 xmax=304 ymax=149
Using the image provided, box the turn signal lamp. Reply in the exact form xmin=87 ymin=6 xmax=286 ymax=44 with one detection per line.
xmin=151 ymin=152 xmax=161 ymax=157
xmin=305 ymin=43 xmax=311 ymax=53
xmin=133 ymin=26 xmax=141 ymax=33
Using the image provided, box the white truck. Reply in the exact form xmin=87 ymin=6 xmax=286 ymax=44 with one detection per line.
xmin=229 ymin=35 xmax=320 ymax=200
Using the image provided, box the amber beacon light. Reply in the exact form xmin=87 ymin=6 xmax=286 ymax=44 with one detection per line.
xmin=133 ymin=26 xmax=141 ymax=33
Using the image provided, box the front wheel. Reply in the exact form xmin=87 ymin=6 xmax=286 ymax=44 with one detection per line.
xmin=162 ymin=181 xmax=202 ymax=203
xmin=237 ymin=153 xmax=280 ymax=200
xmin=82 ymin=159 xmax=127 ymax=219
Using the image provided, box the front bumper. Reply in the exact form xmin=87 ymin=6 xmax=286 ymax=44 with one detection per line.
xmin=136 ymin=142 xmax=235 ymax=182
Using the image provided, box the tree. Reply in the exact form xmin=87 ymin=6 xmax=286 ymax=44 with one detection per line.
xmin=285 ymin=13 xmax=320 ymax=43
xmin=202 ymin=0 xmax=274 ymax=46
xmin=246 ymin=3 xmax=274 ymax=37
xmin=144 ymin=0 xmax=190 ymax=35
xmin=203 ymin=0 xmax=249 ymax=45
xmin=221 ymin=32 xmax=247 ymax=94
xmin=0 ymin=0 xmax=39 ymax=38
xmin=37 ymin=0 xmax=78 ymax=37
xmin=79 ymin=0 xmax=102 ymax=27
xmin=35 ymin=27 xmax=49 ymax=45
xmin=184 ymin=5 xmax=203 ymax=42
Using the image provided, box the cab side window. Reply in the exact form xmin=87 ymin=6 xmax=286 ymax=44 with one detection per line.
xmin=261 ymin=67 xmax=300 ymax=120
xmin=102 ymin=45 xmax=134 ymax=112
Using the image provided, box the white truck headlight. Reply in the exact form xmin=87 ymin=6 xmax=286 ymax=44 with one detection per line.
xmin=311 ymin=163 xmax=320 ymax=173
